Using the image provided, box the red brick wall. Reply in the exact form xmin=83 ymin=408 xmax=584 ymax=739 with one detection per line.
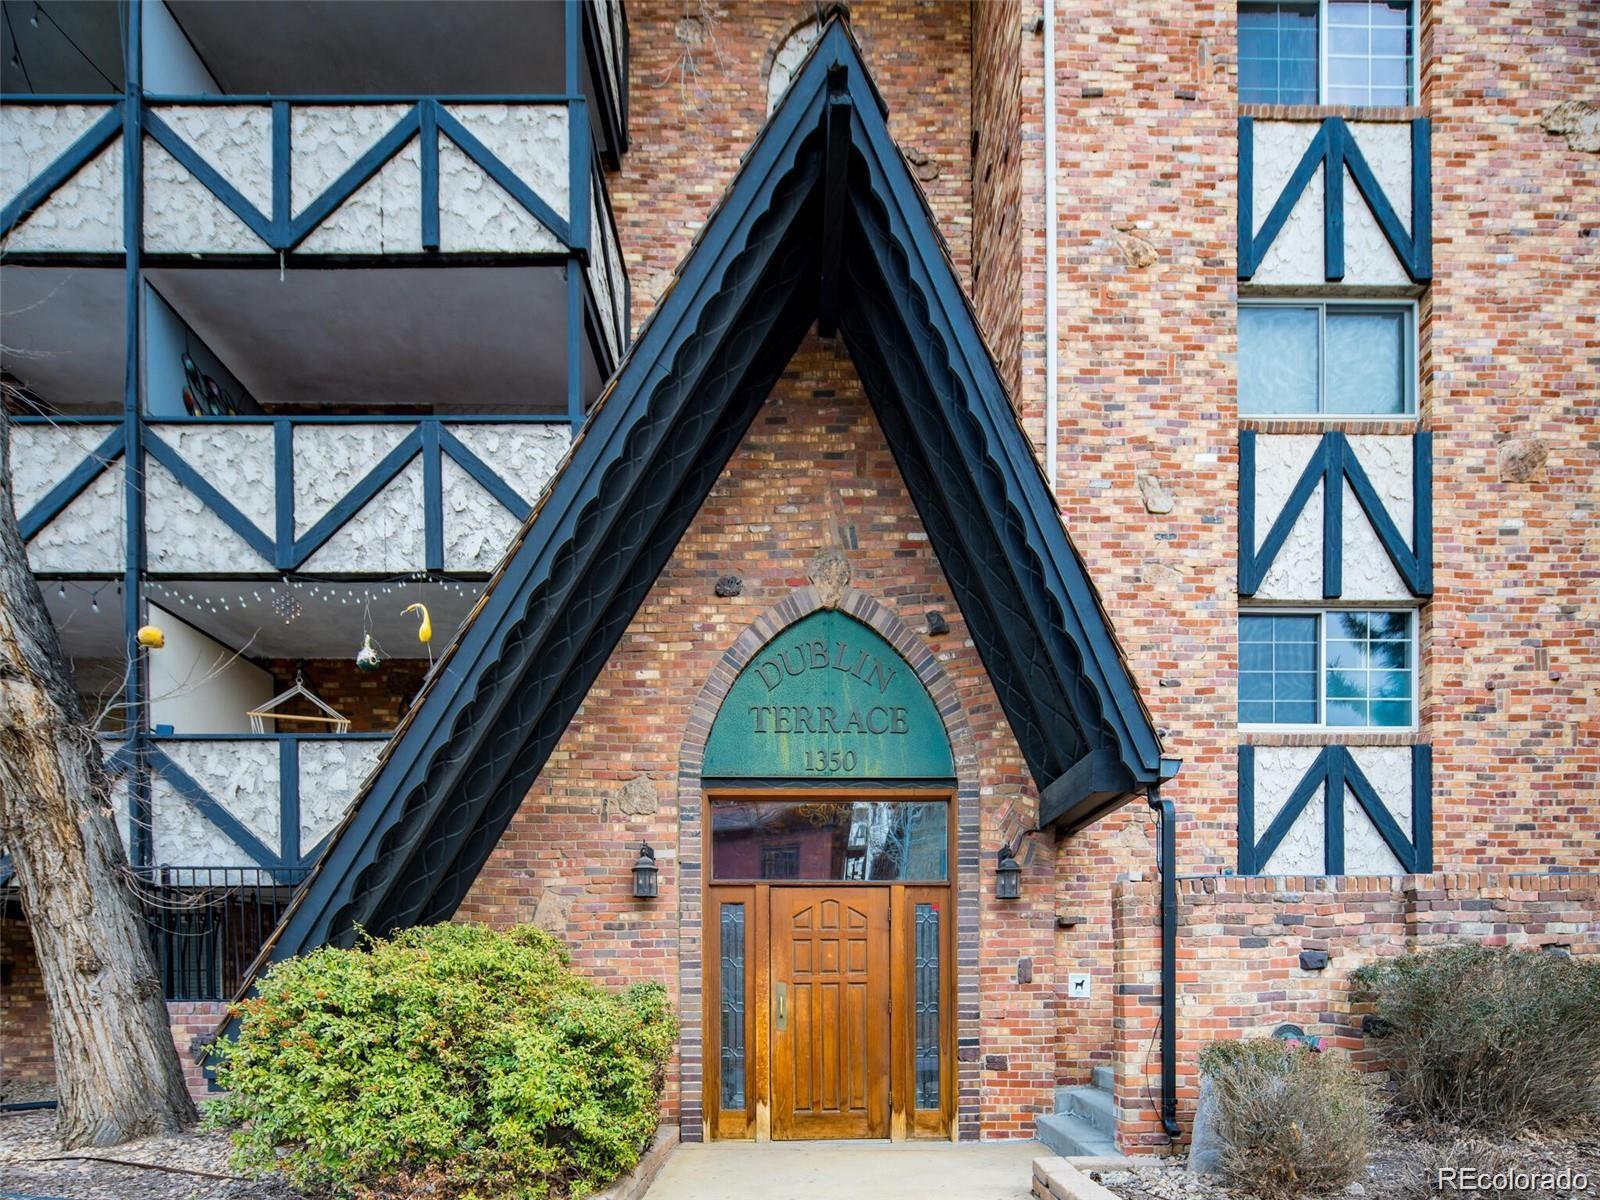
xmin=1111 ymin=871 xmax=1600 ymax=1151
xmin=169 ymin=1000 xmax=229 ymax=1100
xmin=458 ymin=339 xmax=1059 ymax=1138
xmin=0 ymin=917 xmax=220 ymax=1103
xmin=263 ymin=658 xmax=429 ymax=732
xmin=611 ymin=1 xmax=972 ymax=324
xmin=1 ymin=914 xmax=53 ymax=1099
xmin=1421 ymin=0 xmax=1600 ymax=866
xmin=1025 ymin=0 xmax=1244 ymax=1094
xmin=1026 ymin=0 xmax=1600 ymax=1099
xmin=971 ymin=0 xmax=1024 ymax=401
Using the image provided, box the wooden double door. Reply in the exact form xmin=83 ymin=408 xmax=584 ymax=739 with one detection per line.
xmin=706 ymin=884 xmax=950 ymax=1141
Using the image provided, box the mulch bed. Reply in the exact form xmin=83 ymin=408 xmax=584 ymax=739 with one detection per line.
xmin=0 ymin=1110 xmax=303 ymax=1200
xmin=1091 ymin=1119 xmax=1600 ymax=1200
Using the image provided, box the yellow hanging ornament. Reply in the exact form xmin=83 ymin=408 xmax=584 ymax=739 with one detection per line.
xmin=403 ymin=603 xmax=432 ymax=645
xmin=136 ymin=625 xmax=165 ymax=649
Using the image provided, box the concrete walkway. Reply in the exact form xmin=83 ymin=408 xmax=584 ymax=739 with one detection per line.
xmin=642 ymin=1139 xmax=1041 ymax=1200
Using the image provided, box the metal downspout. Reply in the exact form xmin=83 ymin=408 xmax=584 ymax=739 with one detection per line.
xmin=1147 ymin=786 xmax=1180 ymax=1139
xmin=1043 ymin=0 xmax=1058 ymax=490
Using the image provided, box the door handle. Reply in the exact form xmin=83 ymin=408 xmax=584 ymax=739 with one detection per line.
xmin=775 ymin=982 xmax=787 ymax=1030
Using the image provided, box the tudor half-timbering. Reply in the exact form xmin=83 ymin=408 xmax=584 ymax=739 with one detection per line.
xmin=3 ymin=0 xmax=1596 ymax=1155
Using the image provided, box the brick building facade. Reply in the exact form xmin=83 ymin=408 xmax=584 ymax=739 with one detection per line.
xmin=2 ymin=0 xmax=1595 ymax=1155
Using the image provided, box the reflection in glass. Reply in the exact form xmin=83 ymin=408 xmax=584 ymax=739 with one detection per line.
xmin=719 ymin=904 xmax=746 ymax=1110
xmin=1323 ymin=610 xmax=1413 ymax=727
xmin=1327 ymin=0 xmax=1413 ymax=106
xmin=1240 ymin=306 xmax=1319 ymax=414
xmin=1327 ymin=310 xmax=1406 ymax=414
xmin=1239 ymin=614 xmax=1319 ymax=725
xmin=1238 ymin=1 xmax=1319 ymax=106
xmin=914 ymin=903 xmax=941 ymax=1110
xmin=711 ymin=801 xmax=948 ymax=881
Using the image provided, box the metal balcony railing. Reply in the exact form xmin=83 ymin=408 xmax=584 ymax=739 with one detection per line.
xmin=133 ymin=864 xmax=309 ymax=1001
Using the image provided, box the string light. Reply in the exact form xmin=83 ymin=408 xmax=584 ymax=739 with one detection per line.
xmin=143 ymin=573 xmax=480 ymax=621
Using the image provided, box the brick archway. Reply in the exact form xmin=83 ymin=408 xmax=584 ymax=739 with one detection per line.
xmin=675 ymin=584 xmax=982 ymax=1140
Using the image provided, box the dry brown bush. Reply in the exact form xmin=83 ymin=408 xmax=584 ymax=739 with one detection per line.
xmin=1199 ymin=1039 xmax=1372 ymax=1199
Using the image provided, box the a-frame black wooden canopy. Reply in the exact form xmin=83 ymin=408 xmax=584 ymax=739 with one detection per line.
xmin=260 ymin=19 xmax=1173 ymax=969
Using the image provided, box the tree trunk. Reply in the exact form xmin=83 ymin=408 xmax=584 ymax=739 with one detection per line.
xmin=0 ymin=411 xmax=196 ymax=1145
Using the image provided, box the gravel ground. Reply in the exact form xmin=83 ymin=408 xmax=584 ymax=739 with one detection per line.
xmin=0 ymin=1110 xmax=302 ymax=1200
xmin=1090 ymin=1120 xmax=1600 ymax=1200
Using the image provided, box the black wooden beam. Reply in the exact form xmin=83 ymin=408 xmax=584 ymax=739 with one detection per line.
xmin=816 ymin=65 xmax=852 ymax=337
xmin=1038 ymin=748 xmax=1138 ymax=833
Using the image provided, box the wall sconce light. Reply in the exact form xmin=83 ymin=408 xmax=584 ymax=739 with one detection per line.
xmin=632 ymin=842 xmax=659 ymax=899
xmin=995 ymin=846 xmax=1021 ymax=900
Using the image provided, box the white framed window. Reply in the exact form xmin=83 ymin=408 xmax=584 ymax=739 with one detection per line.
xmin=1238 ymin=0 xmax=1416 ymax=107
xmin=1239 ymin=299 xmax=1416 ymax=417
xmin=1239 ymin=609 xmax=1417 ymax=730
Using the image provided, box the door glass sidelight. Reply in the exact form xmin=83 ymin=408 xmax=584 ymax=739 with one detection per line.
xmin=719 ymin=903 xmax=746 ymax=1110
xmin=913 ymin=902 xmax=941 ymax=1110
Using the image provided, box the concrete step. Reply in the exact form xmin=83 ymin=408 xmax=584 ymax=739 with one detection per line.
xmin=1034 ymin=1110 xmax=1117 ymax=1159
xmin=1091 ymin=1064 xmax=1115 ymax=1093
xmin=1058 ymin=1083 xmax=1115 ymax=1137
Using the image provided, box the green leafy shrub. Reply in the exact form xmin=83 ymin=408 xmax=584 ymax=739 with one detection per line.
xmin=1353 ymin=945 xmax=1600 ymax=1132
xmin=206 ymin=923 xmax=676 ymax=1200
xmin=1199 ymin=1038 xmax=1373 ymax=1198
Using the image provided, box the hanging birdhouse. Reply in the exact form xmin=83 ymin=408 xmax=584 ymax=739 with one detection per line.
xmin=136 ymin=625 xmax=166 ymax=649
xmin=356 ymin=633 xmax=382 ymax=672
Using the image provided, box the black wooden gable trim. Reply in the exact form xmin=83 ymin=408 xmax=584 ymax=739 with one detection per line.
xmin=257 ymin=20 xmax=1166 ymax=973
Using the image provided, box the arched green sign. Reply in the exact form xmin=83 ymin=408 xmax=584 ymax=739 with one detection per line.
xmin=703 ymin=610 xmax=954 ymax=780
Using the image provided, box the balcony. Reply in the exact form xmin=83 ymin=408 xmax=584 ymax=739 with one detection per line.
xmin=16 ymin=413 xmax=570 ymax=577
xmin=120 ymin=733 xmax=388 ymax=873
xmin=1238 ymin=114 xmax=1431 ymax=290
xmin=1 ymin=1 xmax=631 ymax=364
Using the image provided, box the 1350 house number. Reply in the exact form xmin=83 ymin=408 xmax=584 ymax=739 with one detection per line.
xmin=803 ymin=748 xmax=859 ymax=773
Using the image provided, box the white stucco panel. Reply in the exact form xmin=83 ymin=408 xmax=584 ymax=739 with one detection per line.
xmin=6 ymin=140 xmax=123 ymax=254
xmin=153 ymin=105 xmax=274 ymax=216
xmin=1249 ymin=122 xmax=1323 ymax=285
xmin=1253 ymin=435 xmax=1323 ymax=601
xmin=1340 ymin=436 xmax=1415 ymax=600
xmin=155 ymin=424 xmax=276 ymax=536
xmin=24 ymin=459 xmax=124 ymax=574
xmin=292 ymin=423 xmax=413 ymax=534
xmin=1250 ymin=746 xmax=1417 ymax=877
xmin=1341 ymin=173 xmax=1407 ymax=286
xmin=107 ymin=772 xmax=132 ymax=859
xmin=441 ymin=456 xmax=525 ymax=571
xmin=588 ymin=187 xmax=624 ymax=363
xmin=444 ymin=103 xmax=568 ymax=223
xmin=143 ymin=139 xmax=270 ymax=254
xmin=0 ymin=104 xmax=115 ymax=207
xmin=295 ymin=137 xmax=422 ymax=255
xmin=1348 ymin=123 xmax=1412 ymax=229
xmin=298 ymin=738 xmax=386 ymax=853
xmin=1343 ymin=745 xmax=1415 ymax=875
xmin=10 ymin=423 xmax=119 ymax=515
xmin=289 ymin=105 xmax=411 ymax=215
xmin=436 ymin=139 xmax=562 ymax=254
xmin=590 ymin=0 xmax=624 ymax=104
xmin=301 ymin=459 xmax=425 ymax=573
xmin=153 ymin=738 xmax=280 ymax=865
xmin=145 ymin=459 xmax=273 ymax=573
xmin=1254 ymin=746 xmax=1325 ymax=875
xmin=1249 ymin=120 xmax=1415 ymax=286
xmin=447 ymin=423 xmax=568 ymax=507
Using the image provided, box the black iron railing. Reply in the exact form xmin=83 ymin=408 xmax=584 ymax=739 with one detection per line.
xmin=132 ymin=866 xmax=308 ymax=1001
